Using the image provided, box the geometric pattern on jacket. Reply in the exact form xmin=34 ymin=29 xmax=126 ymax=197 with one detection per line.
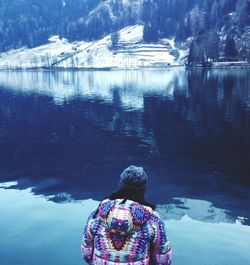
xmin=81 ymin=198 xmax=172 ymax=264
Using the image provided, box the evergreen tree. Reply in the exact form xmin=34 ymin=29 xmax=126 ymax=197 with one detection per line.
xmin=164 ymin=18 xmax=176 ymax=37
xmin=175 ymin=19 xmax=188 ymax=42
xmin=111 ymin=31 xmax=120 ymax=50
xmin=142 ymin=0 xmax=152 ymax=23
xmin=143 ymin=23 xmax=159 ymax=43
xmin=211 ymin=0 xmax=219 ymax=27
xmin=236 ymin=0 xmax=249 ymax=28
xmin=206 ymin=30 xmax=219 ymax=61
xmin=225 ymin=36 xmax=238 ymax=59
xmin=188 ymin=41 xmax=196 ymax=65
xmin=221 ymin=0 xmax=236 ymax=13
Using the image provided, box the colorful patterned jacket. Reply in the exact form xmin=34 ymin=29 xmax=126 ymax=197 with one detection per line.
xmin=81 ymin=198 xmax=172 ymax=264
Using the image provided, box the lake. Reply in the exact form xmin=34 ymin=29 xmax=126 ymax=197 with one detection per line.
xmin=0 ymin=69 xmax=250 ymax=265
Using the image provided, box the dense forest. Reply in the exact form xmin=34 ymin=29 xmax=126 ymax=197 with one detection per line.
xmin=0 ymin=0 xmax=101 ymax=50
xmin=0 ymin=0 xmax=249 ymax=62
xmin=143 ymin=0 xmax=250 ymax=62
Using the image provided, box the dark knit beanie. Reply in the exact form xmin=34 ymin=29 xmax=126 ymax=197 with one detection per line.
xmin=119 ymin=165 xmax=148 ymax=190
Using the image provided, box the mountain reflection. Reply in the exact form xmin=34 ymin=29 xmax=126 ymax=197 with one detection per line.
xmin=0 ymin=69 xmax=249 ymax=224
xmin=157 ymin=197 xmax=248 ymax=225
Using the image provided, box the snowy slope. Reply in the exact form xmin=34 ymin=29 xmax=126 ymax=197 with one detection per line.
xmin=0 ymin=25 xmax=188 ymax=69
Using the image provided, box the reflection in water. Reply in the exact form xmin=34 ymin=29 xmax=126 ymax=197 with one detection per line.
xmin=0 ymin=186 xmax=250 ymax=265
xmin=158 ymin=197 xmax=247 ymax=225
xmin=0 ymin=69 xmax=250 ymax=224
xmin=1 ymin=181 xmax=244 ymax=225
xmin=0 ymin=70 xmax=182 ymax=108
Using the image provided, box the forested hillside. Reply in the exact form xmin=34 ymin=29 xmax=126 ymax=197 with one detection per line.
xmin=0 ymin=0 xmax=101 ymax=51
xmin=0 ymin=0 xmax=249 ymax=62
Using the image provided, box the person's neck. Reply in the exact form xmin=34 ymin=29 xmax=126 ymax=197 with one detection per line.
xmin=108 ymin=188 xmax=155 ymax=210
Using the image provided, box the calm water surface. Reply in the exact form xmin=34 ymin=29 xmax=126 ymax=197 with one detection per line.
xmin=0 ymin=69 xmax=250 ymax=265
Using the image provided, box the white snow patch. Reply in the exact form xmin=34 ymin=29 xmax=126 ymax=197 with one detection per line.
xmin=0 ymin=181 xmax=18 ymax=188
xmin=119 ymin=25 xmax=143 ymax=43
xmin=168 ymin=38 xmax=175 ymax=49
xmin=0 ymin=25 xmax=188 ymax=70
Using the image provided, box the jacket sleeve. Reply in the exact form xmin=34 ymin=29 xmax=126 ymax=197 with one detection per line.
xmin=149 ymin=211 xmax=172 ymax=265
xmin=81 ymin=211 xmax=96 ymax=264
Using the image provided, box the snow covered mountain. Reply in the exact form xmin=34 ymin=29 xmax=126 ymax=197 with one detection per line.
xmin=0 ymin=25 xmax=188 ymax=70
xmin=0 ymin=0 xmax=248 ymax=62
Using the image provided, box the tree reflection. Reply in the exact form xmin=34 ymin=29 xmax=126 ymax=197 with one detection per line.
xmin=0 ymin=70 xmax=249 ymax=223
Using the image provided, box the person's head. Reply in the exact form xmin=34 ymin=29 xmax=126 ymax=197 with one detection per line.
xmin=108 ymin=165 xmax=155 ymax=209
xmin=119 ymin=165 xmax=148 ymax=191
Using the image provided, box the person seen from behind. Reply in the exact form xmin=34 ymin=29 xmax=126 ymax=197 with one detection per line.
xmin=81 ymin=165 xmax=172 ymax=264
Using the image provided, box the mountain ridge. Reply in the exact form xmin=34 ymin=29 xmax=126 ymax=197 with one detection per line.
xmin=0 ymin=0 xmax=249 ymax=62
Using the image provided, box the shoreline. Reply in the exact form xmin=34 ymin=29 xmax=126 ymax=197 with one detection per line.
xmin=0 ymin=65 xmax=184 ymax=71
xmin=186 ymin=61 xmax=250 ymax=69
xmin=0 ymin=64 xmax=250 ymax=72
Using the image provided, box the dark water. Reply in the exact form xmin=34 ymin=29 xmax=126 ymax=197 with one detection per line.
xmin=0 ymin=69 xmax=250 ymax=265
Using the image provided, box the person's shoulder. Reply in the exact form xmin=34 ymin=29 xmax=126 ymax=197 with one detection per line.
xmin=97 ymin=198 xmax=116 ymax=216
xmin=151 ymin=209 xmax=161 ymax=217
xmin=149 ymin=209 xmax=164 ymax=224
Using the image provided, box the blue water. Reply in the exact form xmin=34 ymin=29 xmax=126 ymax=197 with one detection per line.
xmin=0 ymin=69 xmax=250 ymax=264
xmin=0 ymin=187 xmax=250 ymax=265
